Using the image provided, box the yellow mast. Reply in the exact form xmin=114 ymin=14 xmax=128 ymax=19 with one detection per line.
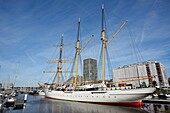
xmin=45 ymin=35 xmax=74 ymax=87
xmin=57 ymin=35 xmax=63 ymax=85
xmin=54 ymin=34 xmax=64 ymax=86
xmin=74 ymin=18 xmax=81 ymax=88
xmin=101 ymin=4 xmax=106 ymax=82
xmin=73 ymin=18 xmax=93 ymax=88
xmin=57 ymin=61 xmax=61 ymax=86
xmin=101 ymin=4 xmax=127 ymax=83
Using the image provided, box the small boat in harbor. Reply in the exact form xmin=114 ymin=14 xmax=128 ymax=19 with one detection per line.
xmin=0 ymin=93 xmax=3 ymax=110
xmin=38 ymin=90 xmax=45 ymax=96
xmin=3 ymin=96 xmax=16 ymax=108
xmin=165 ymin=94 xmax=170 ymax=98
xmin=44 ymin=3 xmax=156 ymax=107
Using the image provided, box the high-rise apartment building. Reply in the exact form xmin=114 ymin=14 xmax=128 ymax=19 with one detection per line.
xmin=112 ymin=61 xmax=169 ymax=87
xmin=83 ymin=58 xmax=98 ymax=81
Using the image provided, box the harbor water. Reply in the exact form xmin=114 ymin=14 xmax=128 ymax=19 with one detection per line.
xmin=3 ymin=94 xmax=170 ymax=113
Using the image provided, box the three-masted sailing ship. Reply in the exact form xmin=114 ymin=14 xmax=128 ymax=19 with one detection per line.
xmin=44 ymin=4 xmax=156 ymax=107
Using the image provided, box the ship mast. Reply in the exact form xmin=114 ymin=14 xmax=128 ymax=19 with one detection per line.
xmin=101 ymin=4 xmax=106 ymax=82
xmin=46 ymin=35 xmax=73 ymax=86
xmin=101 ymin=4 xmax=127 ymax=83
xmin=73 ymin=18 xmax=93 ymax=88
xmin=74 ymin=18 xmax=81 ymax=88
xmin=52 ymin=35 xmax=64 ymax=85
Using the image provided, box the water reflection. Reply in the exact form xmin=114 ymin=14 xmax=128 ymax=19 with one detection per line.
xmin=46 ymin=101 xmax=145 ymax=113
xmin=8 ymin=95 xmax=170 ymax=113
xmin=26 ymin=96 xmax=148 ymax=113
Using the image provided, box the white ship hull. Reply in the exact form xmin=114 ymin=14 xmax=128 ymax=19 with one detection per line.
xmin=45 ymin=87 xmax=155 ymax=106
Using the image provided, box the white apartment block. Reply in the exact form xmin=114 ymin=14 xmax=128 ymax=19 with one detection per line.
xmin=112 ymin=61 xmax=169 ymax=87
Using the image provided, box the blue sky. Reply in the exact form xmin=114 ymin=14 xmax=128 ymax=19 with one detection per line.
xmin=0 ymin=0 xmax=170 ymax=87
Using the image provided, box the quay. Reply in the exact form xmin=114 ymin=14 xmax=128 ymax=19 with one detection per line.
xmin=142 ymin=99 xmax=170 ymax=104
xmin=14 ymin=87 xmax=39 ymax=93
